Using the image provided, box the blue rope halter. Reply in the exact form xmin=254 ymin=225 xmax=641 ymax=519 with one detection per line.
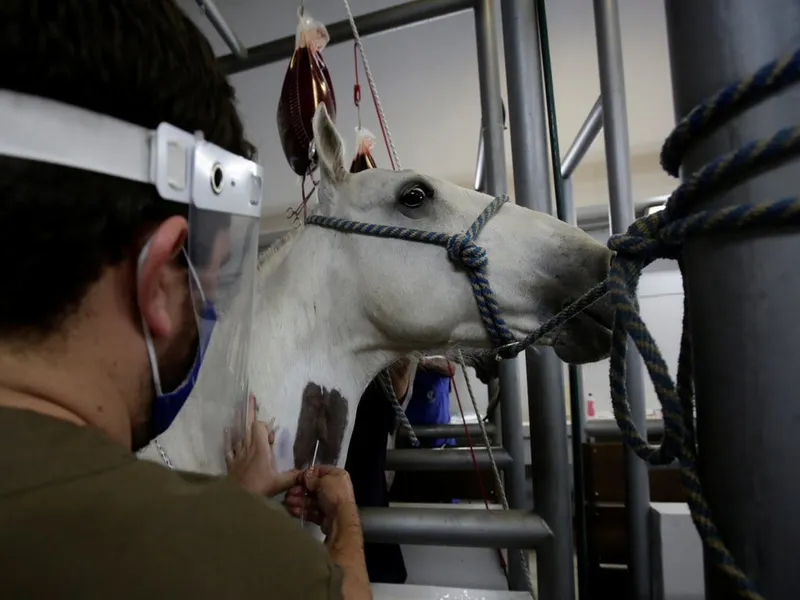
xmin=306 ymin=194 xmax=519 ymax=347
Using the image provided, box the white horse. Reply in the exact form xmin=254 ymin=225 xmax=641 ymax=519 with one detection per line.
xmin=139 ymin=105 xmax=613 ymax=481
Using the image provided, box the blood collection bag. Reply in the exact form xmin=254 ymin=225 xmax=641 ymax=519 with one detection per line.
xmin=276 ymin=9 xmax=337 ymax=177
xmin=349 ymin=126 xmax=378 ymax=173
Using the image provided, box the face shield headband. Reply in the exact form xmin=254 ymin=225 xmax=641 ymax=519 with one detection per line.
xmin=0 ymin=90 xmax=264 ymax=444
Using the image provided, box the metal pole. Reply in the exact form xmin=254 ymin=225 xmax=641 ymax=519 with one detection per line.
xmin=561 ymin=97 xmax=604 ymax=180
xmin=474 ymin=101 xmax=506 ymax=193
xmin=386 ymin=447 xmax=512 ymax=471
xmin=584 ymin=419 xmax=663 ymax=440
xmin=398 ymin=423 xmax=498 ymax=439
xmin=194 ymin=0 xmax=248 ymax=59
xmin=563 ymin=178 xmax=592 ymax=600
xmin=501 ymin=1 xmax=574 ymax=599
xmin=219 ymin=0 xmax=474 ymax=75
xmin=593 ymin=1 xmax=651 ymax=598
xmin=664 ymin=1 xmax=800 ymax=597
xmin=474 ymin=0 xmax=529 ymax=591
xmin=360 ymin=506 xmax=552 ymax=548
xmin=474 ymin=130 xmax=486 ymax=192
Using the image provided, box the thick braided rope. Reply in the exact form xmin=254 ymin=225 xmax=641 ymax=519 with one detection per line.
xmin=341 ymin=0 xmax=401 ymax=169
xmin=661 ymin=46 xmax=800 ymax=177
xmin=307 ymin=195 xmax=516 ymax=346
xmin=593 ymin=47 xmax=800 ymax=600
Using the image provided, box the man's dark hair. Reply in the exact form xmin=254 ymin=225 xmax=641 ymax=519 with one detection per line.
xmin=0 ymin=0 xmax=256 ymax=341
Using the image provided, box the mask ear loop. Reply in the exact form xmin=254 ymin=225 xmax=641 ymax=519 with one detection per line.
xmin=137 ymin=242 xmax=208 ymax=397
xmin=138 ymin=240 xmax=164 ymax=396
xmin=183 ymin=247 xmax=208 ymax=307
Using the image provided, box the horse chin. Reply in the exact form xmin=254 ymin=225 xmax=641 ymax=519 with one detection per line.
xmin=458 ymin=351 xmax=500 ymax=384
xmin=550 ymin=292 xmax=614 ymax=365
xmin=554 ymin=340 xmax=611 ymax=365
xmin=552 ymin=321 xmax=612 ymax=364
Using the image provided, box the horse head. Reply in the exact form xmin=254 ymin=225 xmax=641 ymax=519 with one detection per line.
xmin=140 ymin=104 xmax=614 ymax=489
xmin=307 ymin=103 xmax=613 ymax=365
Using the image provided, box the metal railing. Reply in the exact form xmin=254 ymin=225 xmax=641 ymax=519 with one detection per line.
xmin=224 ymin=0 xmax=669 ymax=597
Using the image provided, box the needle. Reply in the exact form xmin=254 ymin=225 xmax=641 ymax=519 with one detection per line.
xmin=300 ymin=439 xmax=320 ymax=528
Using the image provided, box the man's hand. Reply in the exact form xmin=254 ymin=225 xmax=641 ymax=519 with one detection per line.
xmin=283 ymin=465 xmax=357 ymax=535
xmin=226 ymin=394 xmax=299 ymax=497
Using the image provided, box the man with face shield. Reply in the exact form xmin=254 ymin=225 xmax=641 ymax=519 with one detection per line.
xmin=0 ymin=2 xmax=369 ymax=599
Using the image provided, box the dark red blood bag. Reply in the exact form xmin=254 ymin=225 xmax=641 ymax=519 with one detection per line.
xmin=349 ymin=127 xmax=378 ymax=173
xmin=276 ymin=10 xmax=337 ymax=177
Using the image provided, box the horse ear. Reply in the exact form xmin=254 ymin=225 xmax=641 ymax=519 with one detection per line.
xmin=313 ymin=104 xmax=349 ymax=209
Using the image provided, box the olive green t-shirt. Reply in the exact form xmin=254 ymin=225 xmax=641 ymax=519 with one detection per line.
xmin=0 ymin=407 xmax=343 ymax=599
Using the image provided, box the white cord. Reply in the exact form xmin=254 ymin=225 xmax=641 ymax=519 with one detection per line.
xmin=341 ymin=0 xmax=402 ymax=170
xmin=457 ymin=350 xmax=537 ymax=600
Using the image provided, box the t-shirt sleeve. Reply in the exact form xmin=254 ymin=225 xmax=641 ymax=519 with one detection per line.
xmin=126 ymin=465 xmax=345 ymax=600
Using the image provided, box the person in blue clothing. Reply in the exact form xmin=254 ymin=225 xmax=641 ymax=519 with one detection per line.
xmin=404 ymin=357 xmax=457 ymax=448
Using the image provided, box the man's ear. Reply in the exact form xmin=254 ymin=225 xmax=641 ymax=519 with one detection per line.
xmin=312 ymin=104 xmax=348 ymax=213
xmin=137 ymin=216 xmax=188 ymax=338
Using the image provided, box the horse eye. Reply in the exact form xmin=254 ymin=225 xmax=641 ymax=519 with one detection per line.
xmin=398 ymin=185 xmax=428 ymax=209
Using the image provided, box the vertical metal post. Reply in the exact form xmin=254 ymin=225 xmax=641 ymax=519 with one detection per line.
xmin=474 ymin=0 xmax=529 ymax=592
xmin=593 ymin=1 xmax=651 ymax=598
xmin=564 ymin=178 xmax=592 ymax=600
xmin=474 ymin=130 xmax=486 ymax=192
xmin=501 ymin=1 xmax=574 ymax=599
xmin=664 ymin=1 xmax=800 ymax=597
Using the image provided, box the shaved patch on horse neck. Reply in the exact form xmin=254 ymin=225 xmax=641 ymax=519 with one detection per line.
xmin=294 ymin=382 xmax=349 ymax=469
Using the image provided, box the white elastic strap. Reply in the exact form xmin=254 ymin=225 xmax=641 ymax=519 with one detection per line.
xmin=136 ymin=242 xmax=207 ymax=396
xmin=137 ymin=240 xmax=163 ymax=395
xmin=0 ymin=90 xmax=266 ymax=219
xmin=0 ymin=90 xmax=151 ymax=185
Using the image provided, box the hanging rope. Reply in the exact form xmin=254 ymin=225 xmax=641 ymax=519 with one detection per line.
xmin=342 ymin=0 xmax=401 ymax=169
xmin=455 ymin=350 xmax=538 ymax=599
xmin=446 ymin=357 xmax=511 ymax=583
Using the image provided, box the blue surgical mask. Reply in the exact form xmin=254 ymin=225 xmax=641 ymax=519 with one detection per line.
xmin=146 ymin=301 xmax=217 ymax=439
xmin=138 ymin=242 xmax=217 ymax=441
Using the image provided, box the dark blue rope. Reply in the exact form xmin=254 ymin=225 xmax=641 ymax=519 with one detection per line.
xmin=661 ymin=46 xmax=800 ymax=177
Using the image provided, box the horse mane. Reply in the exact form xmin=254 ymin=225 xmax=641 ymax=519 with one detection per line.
xmin=257 ymin=226 xmax=304 ymax=272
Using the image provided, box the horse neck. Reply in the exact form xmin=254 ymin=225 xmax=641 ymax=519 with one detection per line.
xmin=252 ymin=228 xmax=397 ymax=470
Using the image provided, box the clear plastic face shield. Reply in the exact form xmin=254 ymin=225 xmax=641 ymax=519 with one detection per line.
xmin=0 ymin=91 xmax=263 ymax=444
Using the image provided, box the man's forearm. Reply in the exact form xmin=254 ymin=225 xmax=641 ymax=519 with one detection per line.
xmin=327 ymin=504 xmax=372 ymax=600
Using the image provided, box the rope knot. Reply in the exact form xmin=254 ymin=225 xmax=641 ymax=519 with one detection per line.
xmin=447 ymin=233 xmax=488 ymax=269
xmin=607 ymin=231 xmax=663 ymax=259
xmin=606 ymin=211 xmax=676 ymax=263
